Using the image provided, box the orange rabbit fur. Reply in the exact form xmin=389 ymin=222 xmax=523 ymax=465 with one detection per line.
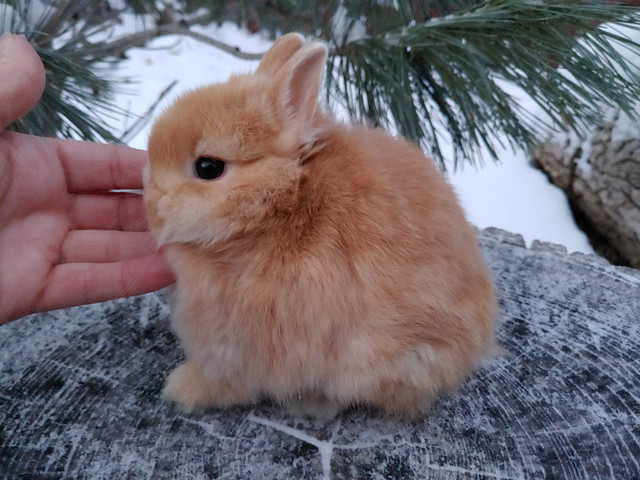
xmin=144 ymin=33 xmax=496 ymax=419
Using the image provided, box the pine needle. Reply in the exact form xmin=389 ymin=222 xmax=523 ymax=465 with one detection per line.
xmin=328 ymin=1 xmax=640 ymax=169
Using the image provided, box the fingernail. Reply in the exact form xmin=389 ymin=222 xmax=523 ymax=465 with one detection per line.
xmin=0 ymin=34 xmax=16 ymax=57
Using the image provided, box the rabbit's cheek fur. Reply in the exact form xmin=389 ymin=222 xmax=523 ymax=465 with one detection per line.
xmin=154 ymin=189 xmax=232 ymax=246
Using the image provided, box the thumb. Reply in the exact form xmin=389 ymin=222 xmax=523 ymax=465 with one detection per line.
xmin=0 ymin=34 xmax=46 ymax=129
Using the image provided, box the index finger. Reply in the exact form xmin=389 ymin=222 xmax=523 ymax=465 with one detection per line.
xmin=54 ymin=137 xmax=148 ymax=192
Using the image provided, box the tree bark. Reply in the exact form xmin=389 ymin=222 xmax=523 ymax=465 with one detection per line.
xmin=532 ymin=111 xmax=640 ymax=268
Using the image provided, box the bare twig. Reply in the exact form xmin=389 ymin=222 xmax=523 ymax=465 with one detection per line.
xmin=120 ymin=79 xmax=178 ymax=143
xmin=89 ymin=22 xmax=265 ymax=61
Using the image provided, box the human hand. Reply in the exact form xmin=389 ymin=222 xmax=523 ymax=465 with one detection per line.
xmin=0 ymin=34 xmax=175 ymax=324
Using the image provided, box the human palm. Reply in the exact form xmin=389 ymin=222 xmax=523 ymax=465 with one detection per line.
xmin=0 ymin=132 xmax=174 ymax=323
xmin=0 ymin=34 xmax=174 ymax=324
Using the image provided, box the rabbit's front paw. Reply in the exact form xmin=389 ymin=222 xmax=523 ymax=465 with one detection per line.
xmin=162 ymin=361 xmax=258 ymax=413
xmin=162 ymin=361 xmax=212 ymax=414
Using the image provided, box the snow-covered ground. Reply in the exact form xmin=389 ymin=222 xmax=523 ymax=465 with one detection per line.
xmin=110 ymin=21 xmax=594 ymax=254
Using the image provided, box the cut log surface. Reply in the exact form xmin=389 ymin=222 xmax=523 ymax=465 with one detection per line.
xmin=1 ymin=228 xmax=639 ymax=479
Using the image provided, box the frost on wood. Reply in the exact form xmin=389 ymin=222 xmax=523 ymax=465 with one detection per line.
xmin=532 ymin=110 xmax=640 ymax=267
xmin=1 ymin=228 xmax=639 ymax=479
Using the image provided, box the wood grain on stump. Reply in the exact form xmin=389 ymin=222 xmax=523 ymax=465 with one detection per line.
xmin=1 ymin=228 xmax=639 ymax=479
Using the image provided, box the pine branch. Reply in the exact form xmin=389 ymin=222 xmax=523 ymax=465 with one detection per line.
xmin=328 ymin=1 xmax=640 ymax=170
xmin=1 ymin=0 xmax=264 ymax=142
xmin=2 ymin=0 xmax=135 ymax=142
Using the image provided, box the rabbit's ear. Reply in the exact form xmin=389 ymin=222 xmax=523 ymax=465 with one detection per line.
xmin=257 ymin=33 xmax=306 ymax=76
xmin=271 ymin=42 xmax=328 ymax=125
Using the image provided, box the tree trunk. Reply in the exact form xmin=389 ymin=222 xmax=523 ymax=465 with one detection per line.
xmin=532 ymin=111 xmax=640 ymax=268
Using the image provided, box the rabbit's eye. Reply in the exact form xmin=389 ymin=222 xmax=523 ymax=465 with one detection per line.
xmin=194 ymin=157 xmax=225 ymax=180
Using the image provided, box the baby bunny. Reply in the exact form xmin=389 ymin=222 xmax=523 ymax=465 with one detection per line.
xmin=144 ymin=33 xmax=496 ymax=419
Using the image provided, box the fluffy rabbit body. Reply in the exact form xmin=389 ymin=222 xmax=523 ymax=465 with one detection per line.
xmin=144 ymin=33 xmax=495 ymax=418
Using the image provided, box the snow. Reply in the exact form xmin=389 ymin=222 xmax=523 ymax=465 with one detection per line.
xmin=109 ymin=20 xmax=593 ymax=255
xmin=448 ymin=153 xmax=592 ymax=254
xmin=609 ymin=109 xmax=640 ymax=144
xmin=331 ymin=5 xmax=367 ymax=46
xmin=247 ymin=414 xmax=336 ymax=480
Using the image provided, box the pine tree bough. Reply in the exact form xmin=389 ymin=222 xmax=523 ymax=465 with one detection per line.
xmin=532 ymin=113 xmax=640 ymax=268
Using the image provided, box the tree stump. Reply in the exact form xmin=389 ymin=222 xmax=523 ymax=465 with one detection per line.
xmin=1 ymin=228 xmax=639 ymax=479
xmin=532 ymin=111 xmax=640 ymax=267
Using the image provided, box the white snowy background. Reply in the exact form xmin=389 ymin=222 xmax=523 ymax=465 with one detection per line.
xmin=106 ymin=18 xmax=608 ymax=255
